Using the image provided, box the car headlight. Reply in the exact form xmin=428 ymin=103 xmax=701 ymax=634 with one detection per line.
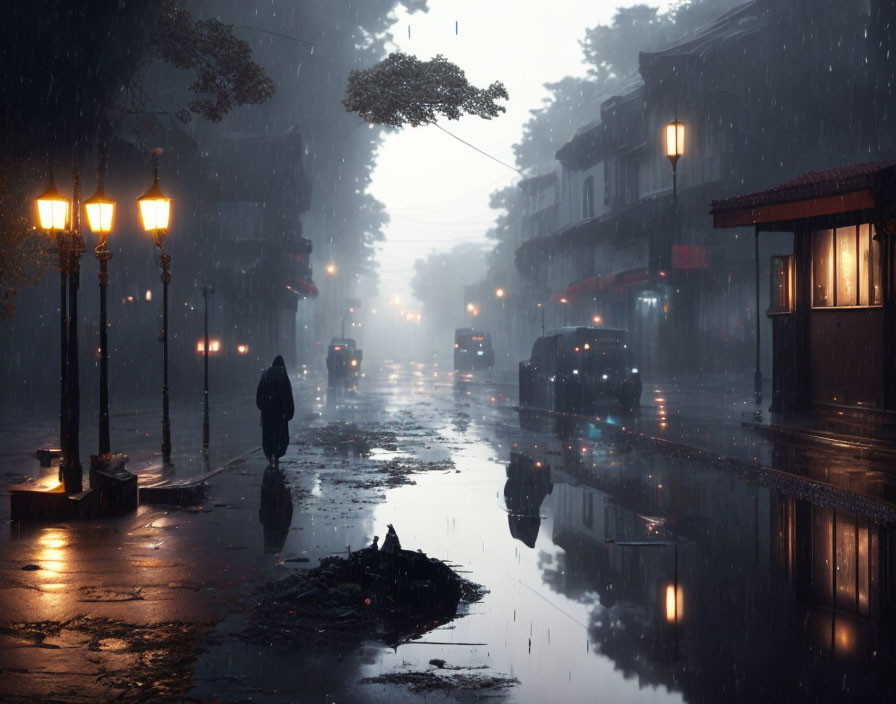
xmin=631 ymin=367 xmax=639 ymax=374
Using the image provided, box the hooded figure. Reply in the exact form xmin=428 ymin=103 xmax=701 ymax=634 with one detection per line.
xmin=256 ymin=355 xmax=295 ymax=466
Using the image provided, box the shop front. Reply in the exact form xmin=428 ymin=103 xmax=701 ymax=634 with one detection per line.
xmin=712 ymin=161 xmax=896 ymax=414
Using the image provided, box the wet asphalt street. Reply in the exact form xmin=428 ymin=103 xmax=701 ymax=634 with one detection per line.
xmin=1 ymin=362 xmax=895 ymax=703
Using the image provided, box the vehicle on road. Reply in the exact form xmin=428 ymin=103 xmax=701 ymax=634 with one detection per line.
xmin=518 ymin=327 xmax=641 ymax=412
xmin=327 ymin=337 xmax=363 ymax=389
xmin=454 ymin=328 xmax=494 ymax=370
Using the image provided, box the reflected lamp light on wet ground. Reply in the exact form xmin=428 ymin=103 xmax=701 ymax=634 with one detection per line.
xmin=36 ymin=179 xmax=70 ymax=231
xmin=665 ymin=120 xmax=685 ymax=166
xmin=137 ymin=169 xmax=171 ymax=235
xmin=84 ymin=187 xmax=115 ymax=237
xmin=665 ymin=584 xmax=683 ymax=623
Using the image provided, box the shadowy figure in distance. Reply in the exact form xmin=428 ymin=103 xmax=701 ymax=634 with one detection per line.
xmin=256 ymin=355 xmax=295 ymax=468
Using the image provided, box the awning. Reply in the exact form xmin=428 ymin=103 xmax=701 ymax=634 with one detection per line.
xmin=550 ymin=268 xmax=668 ymax=302
xmin=711 ymin=160 xmax=896 ymax=230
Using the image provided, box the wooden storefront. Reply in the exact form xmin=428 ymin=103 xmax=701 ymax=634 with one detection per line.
xmin=712 ymin=161 xmax=896 ymax=414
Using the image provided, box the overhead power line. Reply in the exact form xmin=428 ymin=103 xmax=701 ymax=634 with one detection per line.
xmin=431 ymin=123 xmax=522 ymax=175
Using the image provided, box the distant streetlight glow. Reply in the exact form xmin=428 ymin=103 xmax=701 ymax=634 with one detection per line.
xmin=326 ymin=263 xmax=338 ymax=275
xmin=593 ymin=314 xmax=602 ymax=324
xmin=495 ymin=287 xmax=505 ymax=298
xmin=237 ymin=344 xmax=249 ymax=355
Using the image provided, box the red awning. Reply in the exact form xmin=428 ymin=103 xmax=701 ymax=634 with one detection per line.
xmin=550 ymin=268 xmax=667 ymax=302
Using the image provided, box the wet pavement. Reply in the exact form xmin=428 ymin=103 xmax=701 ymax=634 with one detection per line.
xmin=1 ymin=363 xmax=895 ymax=702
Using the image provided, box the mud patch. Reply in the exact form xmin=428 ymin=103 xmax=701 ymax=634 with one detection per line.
xmin=299 ymin=422 xmax=398 ymax=456
xmin=359 ymin=669 xmax=519 ymax=693
xmin=0 ymin=615 xmax=207 ymax=702
xmin=335 ymin=457 xmax=456 ymax=490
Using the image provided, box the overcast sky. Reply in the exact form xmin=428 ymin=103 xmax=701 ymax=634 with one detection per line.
xmin=368 ymin=0 xmax=671 ymax=309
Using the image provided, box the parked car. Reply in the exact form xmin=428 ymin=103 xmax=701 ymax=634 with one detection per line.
xmin=519 ymin=327 xmax=641 ymax=411
xmin=454 ymin=328 xmax=494 ymax=370
xmin=326 ymin=337 xmax=362 ymax=389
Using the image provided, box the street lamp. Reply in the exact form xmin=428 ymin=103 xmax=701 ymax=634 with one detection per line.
xmin=84 ymin=171 xmax=116 ymax=457
xmin=495 ymin=288 xmax=505 ymax=298
xmin=37 ymin=164 xmax=85 ymax=494
xmin=326 ymin=263 xmax=337 ymax=276
xmin=665 ymin=119 xmax=685 ymax=244
xmin=138 ymin=153 xmax=173 ymax=467
xmin=36 ymin=171 xmax=71 ymax=464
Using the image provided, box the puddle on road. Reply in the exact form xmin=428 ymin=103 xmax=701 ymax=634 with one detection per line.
xmin=360 ymin=406 xmax=681 ymax=704
xmin=191 ymin=364 xmax=896 ymax=703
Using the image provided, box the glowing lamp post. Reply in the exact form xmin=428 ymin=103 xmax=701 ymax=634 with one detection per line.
xmin=138 ymin=155 xmax=173 ymax=467
xmin=665 ymin=119 xmax=685 ymax=243
xmin=36 ymin=175 xmax=71 ymax=465
xmin=84 ymin=180 xmax=116 ymax=456
xmin=37 ymin=164 xmax=85 ymax=494
xmin=36 ymin=180 xmax=70 ymax=231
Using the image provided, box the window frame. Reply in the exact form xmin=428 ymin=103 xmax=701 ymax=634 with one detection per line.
xmin=810 ymin=223 xmax=882 ymax=310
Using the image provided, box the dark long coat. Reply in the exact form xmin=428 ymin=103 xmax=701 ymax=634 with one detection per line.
xmin=256 ymin=357 xmax=295 ymax=459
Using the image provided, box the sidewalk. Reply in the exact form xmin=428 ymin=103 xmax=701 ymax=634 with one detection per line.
xmin=0 ymin=375 xmax=320 ymax=521
xmin=621 ymin=371 xmax=774 ymax=465
xmin=633 ymin=371 xmax=896 ymax=461
xmin=594 ymin=370 xmax=896 ymax=513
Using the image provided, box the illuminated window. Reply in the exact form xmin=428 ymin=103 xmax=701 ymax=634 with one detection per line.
xmin=812 ymin=224 xmax=881 ymax=308
xmin=769 ymin=255 xmax=794 ymax=314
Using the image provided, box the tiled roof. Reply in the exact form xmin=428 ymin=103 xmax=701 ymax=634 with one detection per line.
xmin=640 ymin=1 xmax=764 ymax=68
xmin=711 ymin=160 xmax=896 ymax=213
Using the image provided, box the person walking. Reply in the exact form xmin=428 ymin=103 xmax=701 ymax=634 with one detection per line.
xmin=256 ymin=355 xmax=295 ymax=468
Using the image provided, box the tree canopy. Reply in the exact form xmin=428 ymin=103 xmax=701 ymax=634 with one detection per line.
xmin=149 ymin=0 xmax=277 ymax=123
xmin=342 ymin=52 xmax=508 ymax=127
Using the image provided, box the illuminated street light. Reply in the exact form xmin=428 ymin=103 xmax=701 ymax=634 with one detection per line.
xmin=593 ymin=314 xmax=602 ymax=325
xmin=84 ymin=187 xmax=115 ymax=235
xmin=237 ymin=344 xmax=249 ymax=355
xmin=34 ymin=165 xmax=81 ymax=494
xmin=85 ymin=173 xmax=117 ymax=457
xmin=326 ymin=263 xmax=338 ymax=275
xmin=495 ymin=288 xmax=505 ymax=298
xmin=138 ymin=152 xmax=173 ymax=467
xmin=36 ymin=178 xmax=70 ymax=231
xmin=665 ymin=120 xmax=685 ymax=166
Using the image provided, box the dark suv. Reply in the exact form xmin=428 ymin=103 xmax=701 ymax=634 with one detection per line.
xmin=326 ymin=337 xmax=363 ymax=389
xmin=519 ymin=327 xmax=640 ymax=411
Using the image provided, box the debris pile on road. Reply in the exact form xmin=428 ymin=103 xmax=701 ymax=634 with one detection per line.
xmin=251 ymin=526 xmax=482 ymax=648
